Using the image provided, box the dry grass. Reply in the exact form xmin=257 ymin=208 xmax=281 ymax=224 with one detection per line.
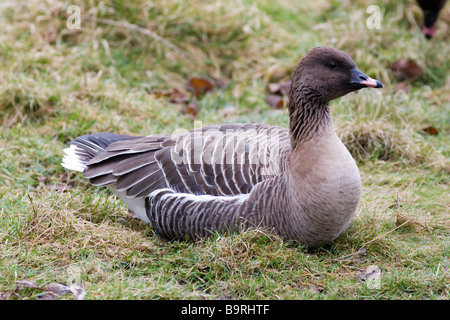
xmin=338 ymin=119 xmax=448 ymax=171
xmin=23 ymin=192 xmax=152 ymax=258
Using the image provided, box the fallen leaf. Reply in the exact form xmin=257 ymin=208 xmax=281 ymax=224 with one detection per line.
xmin=297 ymin=282 xmax=325 ymax=293
xmin=69 ymin=283 xmax=87 ymax=300
xmin=390 ymin=59 xmax=423 ymax=81
xmin=16 ymin=279 xmax=39 ymax=289
xmin=186 ymin=102 xmax=199 ymax=117
xmin=357 ymin=265 xmax=381 ymax=280
xmin=182 ymin=102 xmax=199 ymax=119
xmin=309 ymin=284 xmax=324 ymax=293
xmin=153 ymin=89 xmax=172 ymax=99
xmin=37 ymin=292 xmax=59 ymax=300
xmin=357 ymin=265 xmax=382 ymax=289
xmin=44 ymin=283 xmax=72 ymax=296
xmin=15 ymin=282 xmax=88 ymax=300
xmin=186 ymin=77 xmax=215 ymax=97
xmin=168 ymin=88 xmax=190 ymax=104
xmin=421 ymin=126 xmax=439 ymax=135
xmin=265 ymin=95 xmax=285 ymax=109
xmin=37 ymin=176 xmax=50 ymax=182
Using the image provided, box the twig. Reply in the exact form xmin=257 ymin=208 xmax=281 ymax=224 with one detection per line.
xmin=332 ymin=246 xmax=367 ymax=262
xmin=26 ymin=193 xmax=38 ymax=224
xmin=85 ymin=16 xmax=193 ymax=60
xmin=361 ymin=220 xmax=410 ymax=247
xmin=423 ymin=218 xmax=433 ymax=236
xmin=26 ymin=193 xmax=40 ymax=236
xmin=333 ymin=221 xmax=411 ymax=263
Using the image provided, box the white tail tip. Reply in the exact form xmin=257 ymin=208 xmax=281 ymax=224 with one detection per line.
xmin=61 ymin=145 xmax=86 ymax=172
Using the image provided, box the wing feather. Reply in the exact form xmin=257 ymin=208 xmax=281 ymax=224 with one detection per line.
xmin=78 ymin=124 xmax=290 ymax=202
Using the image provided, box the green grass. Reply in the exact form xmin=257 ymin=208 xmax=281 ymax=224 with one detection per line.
xmin=0 ymin=0 xmax=448 ymax=300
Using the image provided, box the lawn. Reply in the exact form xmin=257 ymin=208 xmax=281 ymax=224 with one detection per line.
xmin=0 ymin=0 xmax=448 ymax=300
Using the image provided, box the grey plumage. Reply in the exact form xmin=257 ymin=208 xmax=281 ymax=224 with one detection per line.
xmin=62 ymin=47 xmax=383 ymax=247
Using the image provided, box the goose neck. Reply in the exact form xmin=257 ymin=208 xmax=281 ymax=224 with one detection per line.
xmin=288 ymin=96 xmax=333 ymax=149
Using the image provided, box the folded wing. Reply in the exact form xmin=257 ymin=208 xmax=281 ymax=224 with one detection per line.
xmin=78 ymin=123 xmax=290 ymax=199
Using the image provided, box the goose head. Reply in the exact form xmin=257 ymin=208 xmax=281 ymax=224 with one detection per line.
xmin=289 ymin=47 xmax=382 ymax=104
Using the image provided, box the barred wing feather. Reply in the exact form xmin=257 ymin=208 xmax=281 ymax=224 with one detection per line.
xmin=79 ymin=124 xmax=290 ymax=199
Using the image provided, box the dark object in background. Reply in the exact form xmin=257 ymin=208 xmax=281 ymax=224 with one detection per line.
xmin=389 ymin=59 xmax=423 ymax=81
xmin=416 ymin=0 xmax=447 ymax=39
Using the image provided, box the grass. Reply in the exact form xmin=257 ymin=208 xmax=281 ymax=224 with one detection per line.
xmin=0 ymin=0 xmax=449 ymax=300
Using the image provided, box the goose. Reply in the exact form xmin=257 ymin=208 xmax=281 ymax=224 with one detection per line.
xmin=416 ymin=0 xmax=447 ymax=39
xmin=62 ymin=47 xmax=383 ymax=247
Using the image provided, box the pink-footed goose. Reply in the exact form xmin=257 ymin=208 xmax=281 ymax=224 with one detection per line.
xmin=62 ymin=47 xmax=383 ymax=247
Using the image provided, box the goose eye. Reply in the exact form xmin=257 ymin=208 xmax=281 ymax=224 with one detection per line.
xmin=327 ymin=61 xmax=338 ymax=69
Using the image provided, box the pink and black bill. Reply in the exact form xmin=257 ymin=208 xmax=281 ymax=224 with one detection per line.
xmin=349 ymin=68 xmax=383 ymax=89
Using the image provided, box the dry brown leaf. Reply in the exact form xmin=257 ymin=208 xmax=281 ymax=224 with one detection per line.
xmin=265 ymin=95 xmax=285 ymax=109
xmin=186 ymin=77 xmax=215 ymax=97
xmin=421 ymin=126 xmax=439 ymax=135
xmin=390 ymin=59 xmax=423 ymax=81
xmin=182 ymin=102 xmax=199 ymax=118
xmin=153 ymin=89 xmax=172 ymax=99
xmin=168 ymin=88 xmax=190 ymax=104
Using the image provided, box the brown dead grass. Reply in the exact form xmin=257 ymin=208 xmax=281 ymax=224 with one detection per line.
xmin=19 ymin=192 xmax=153 ymax=260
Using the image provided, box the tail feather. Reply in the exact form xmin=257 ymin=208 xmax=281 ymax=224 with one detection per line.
xmin=61 ymin=132 xmax=136 ymax=172
xmin=62 ymin=144 xmax=87 ymax=172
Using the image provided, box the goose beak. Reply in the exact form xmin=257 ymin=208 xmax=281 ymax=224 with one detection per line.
xmin=350 ymin=68 xmax=383 ymax=89
xmin=422 ymin=10 xmax=439 ymax=39
xmin=423 ymin=25 xmax=436 ymax=39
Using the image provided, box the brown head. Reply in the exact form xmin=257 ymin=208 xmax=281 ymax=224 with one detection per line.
xmin=289 ymin=47 xmax=382 ymax=105
xmin=288 ymin=47 xmax=382 ymax=146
